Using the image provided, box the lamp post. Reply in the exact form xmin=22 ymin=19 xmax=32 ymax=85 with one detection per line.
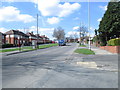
xmin=79 ymin=30 xmax=81 ymax=45
xmin=79 ymin=23 xmax=82 ymax=45
xmin=88 ymin=35 xmax=91 ymax=50
xmin=88 ymin=0 xmax=91 ymax=50
xmin=36 ymin=0 xmax=39 ymax=49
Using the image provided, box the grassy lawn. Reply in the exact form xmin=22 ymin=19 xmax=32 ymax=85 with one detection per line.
xmin=79 ymin=44 xmax=86 ymax=47
xmin=0 ymin=48 xmax=19 ymax=53
xmin=22 ymin=46 xmax=33 ymax=49
xmin=74 ymin=48 xmax=95 ymax=55
xmin=0 ymin=43 xmax=58 ymax=53
xmin=39 ymin=43 xmax=58 ymax=49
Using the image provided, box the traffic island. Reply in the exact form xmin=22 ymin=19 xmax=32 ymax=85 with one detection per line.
xmin=74 ymin=48 xmax=95 ymax=55
xmin=79 ymin=44 xmax=86 ymax=47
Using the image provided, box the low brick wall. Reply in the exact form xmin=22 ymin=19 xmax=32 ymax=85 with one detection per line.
xmin=99 ymin=46 xmax=120 ymax=53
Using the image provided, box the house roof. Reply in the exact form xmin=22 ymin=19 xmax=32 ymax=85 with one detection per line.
xmin=41 ymin=35 xmax=49 ymax=39
xmin=26 ymin=32 xmax=37 ymax=37
xmin=35 ymin=34 xmax=43 ymax=38
xmin=40 ymin=35 xmax=45 ymax=38
xmin=5 ymin=30 xmax=28 ymax=37
xmin=0 ymin=32 xmax=6 ymax=35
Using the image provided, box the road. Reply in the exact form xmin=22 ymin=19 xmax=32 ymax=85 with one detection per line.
xmin=2 ymin=43 xmax=118 ymax=88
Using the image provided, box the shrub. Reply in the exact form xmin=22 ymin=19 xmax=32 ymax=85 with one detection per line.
xmin=2 ymin=44 xmax=14 ymax=48
xmin=107 ymin=38 xmax=120 ymax=46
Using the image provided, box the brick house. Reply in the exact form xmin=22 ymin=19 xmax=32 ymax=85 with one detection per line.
xmin=45 ymin=36 xmax=50 ymax=43
xmin=26 ymin=32 xmax=38 ymax=45
xmin=35 ymin=34 xmax=44 ymax=44
xmin=5 ymin=30 xmax=29 ymax=46
xmin=0 ymin=32 xmax=6 ymax=45
xmin=41 ymin=35 xmax=50 ymax=44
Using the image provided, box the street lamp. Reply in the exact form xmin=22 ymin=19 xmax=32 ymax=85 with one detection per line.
xmin=88 ymin=34 xmax=91 ymax=50
xmin=79 ymin=23 xmax=82 ymax=45
xmin=88 ymin=0 xmax=91 ymax=50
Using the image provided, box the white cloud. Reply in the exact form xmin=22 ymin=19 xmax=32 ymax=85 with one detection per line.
xmin=47 ymin=17 xmax=60 ymax=24
xmin=29 ymin=26 xmax=54 ymax=34
xmin=97 ymin=18 xmax=102 ymax=22
xmin=89 ymin=27 xmax=95 ymax=37
xmin=67 ymin=31 xmax=78 ymax=35
xmin=73 ymin=26 xmax=79 ymax=30
xmin=37 ymin=0 xmax=81 ymax=24
xmin=90 ymin=33 xmax=95 ymax=37
xmin=38 ymin=0 xmax=59 ymax=16
xmin=0 ymin=6 xmax=35 ymax=23
xmin=73 ymin=17 xmax=80 ymax=20
xmin=29 ymin=26 xmax=55 ymax=39
xmin=58 ymin=3 xmax=81 ymax=17
xmin=99 ymin=5 xmax=107 ymax=11
xmin=0 ymin=27 xmax=9 ymax=33
xmin=6 ymin=0 xmax=14 ymax=2
xmin=90 ymin=27 xmax=95 ymax=31
xmin=67 ymin=31 xmax=79 ymax=37
xmin=38 ymin=0 xmax=81 ymax=17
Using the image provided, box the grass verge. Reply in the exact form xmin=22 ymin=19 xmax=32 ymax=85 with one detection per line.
xmin=79 ymin=44 xmax=86 ymax=47
xmin=74 ymin=48 xmax=95 ymax=55
xmin=0 ymin=48 xmax=19 ymax=53
xmin=39 ymin=43 xmax=58 ymax=49
xmin=0 ymin=43 xmax=58 ymax=53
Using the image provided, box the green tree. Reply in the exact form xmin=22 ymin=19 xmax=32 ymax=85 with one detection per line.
xmin=98 ymin=0 xmax=120 ymax=46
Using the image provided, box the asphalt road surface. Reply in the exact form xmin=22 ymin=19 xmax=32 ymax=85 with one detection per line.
xmin=2 ymin=43 xmax=118 ymax=88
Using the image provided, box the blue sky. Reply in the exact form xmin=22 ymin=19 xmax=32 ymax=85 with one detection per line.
xmin=0 ymin=0 xmax=108 ymax=40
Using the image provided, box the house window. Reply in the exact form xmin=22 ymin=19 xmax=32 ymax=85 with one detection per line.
xmin=2 ymin=36 xmax=4 ymax=39
xmin=14 ymin=40 xmax=17 ymax=45
xmin=6 ymin=40 xmax=8 ymax=44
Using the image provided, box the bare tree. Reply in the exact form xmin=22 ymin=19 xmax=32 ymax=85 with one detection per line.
xmin=69 ymin=34 xmax=74 ymax=39
xmin=53 ymin=27 xmax=65 ymax=40
xmin=73 ymin=32 xmax=78 ymax=42
xmin=77 ymin=24 xmax=88 ymax=45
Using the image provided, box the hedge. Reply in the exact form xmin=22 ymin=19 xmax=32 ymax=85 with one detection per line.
xmin=107 ymin=38 xmax=120 ymax=46
xmin=2 ymin=44 xmax=14 ymax=48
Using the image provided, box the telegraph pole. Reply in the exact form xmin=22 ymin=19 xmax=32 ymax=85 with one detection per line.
xmin=36 ymin=0 xmax=39 ymax=49
xmin=37 ymin=14 xmax=39 ymax=49
xmin=88 ymin=0 xmax=91 ymax=50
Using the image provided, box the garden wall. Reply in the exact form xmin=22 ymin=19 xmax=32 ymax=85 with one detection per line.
xmin=99 ymin=46 xmax=120 ymax=54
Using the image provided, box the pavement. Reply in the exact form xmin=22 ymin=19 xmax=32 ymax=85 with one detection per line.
xmin=89 ymin=45 xmax=116 ymax=55
xmin=2 ymin=43 xmax=118 ymax=88
xmin=78 ymin=44 xmax=116 ymax=55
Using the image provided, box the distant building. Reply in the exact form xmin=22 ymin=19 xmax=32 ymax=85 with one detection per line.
xmin=35 ymin=34 xmax=44 ymax=44
xmin=0 ymin=32 xmax=6 ymax=45
xmin=26 ymin=32 xmax=37 ymax=45
xmin=66 ymin=37 xmax=78 ymax=42
xmin=5 ymin=30 xmax=29 ymax=46
xmin=41 ymin=35 xmax=50 ymax=44
xmin=2 ymin=30 xmax=50 ymax=47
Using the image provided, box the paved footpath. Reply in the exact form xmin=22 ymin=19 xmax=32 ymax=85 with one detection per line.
xmin=80 ymin=44 xmax=116 ymax=55
xmin=90 ymin=45 xmax=116 ymax=55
